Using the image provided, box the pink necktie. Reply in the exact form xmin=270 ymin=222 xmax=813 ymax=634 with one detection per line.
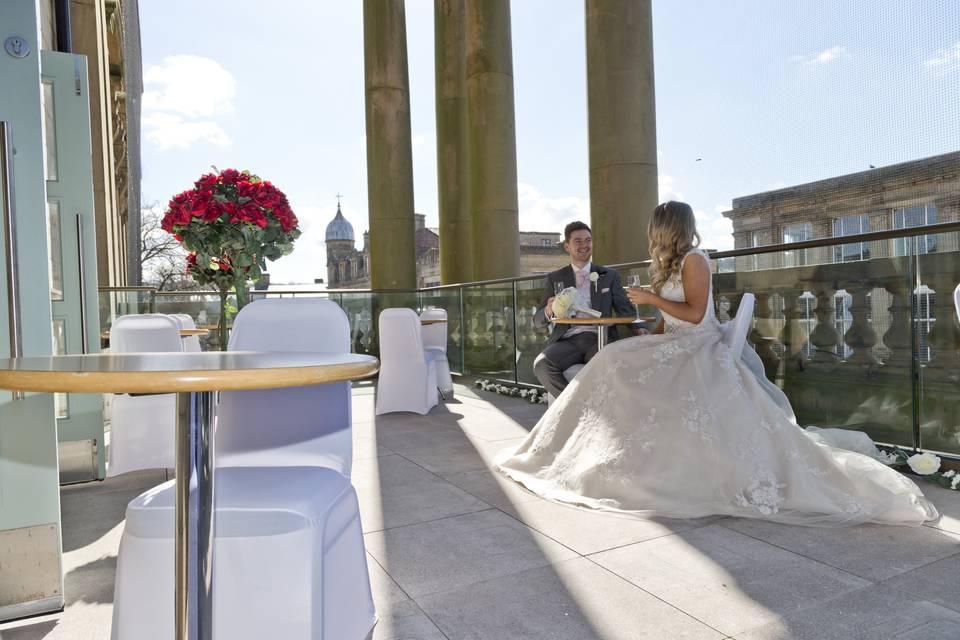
xmin=576 ymin=271 xmax=586 ymax=288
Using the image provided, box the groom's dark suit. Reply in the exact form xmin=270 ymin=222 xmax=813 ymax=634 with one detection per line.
xmin=533 ymin=264 xmax=637 ymax=397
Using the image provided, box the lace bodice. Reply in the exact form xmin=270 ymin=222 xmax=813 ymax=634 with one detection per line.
xmin=658 ymin=248 xmax=717 ymax=332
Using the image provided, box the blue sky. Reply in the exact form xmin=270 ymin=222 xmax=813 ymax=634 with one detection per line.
xmin=139 ymin=0 xmax=960 ymax=283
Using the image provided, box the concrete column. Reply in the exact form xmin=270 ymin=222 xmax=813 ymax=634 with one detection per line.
xmin=363 ymin=0 xmax=417 ymax=289
xmin=435 ymin=0 xmax=472 ymax=284
xmin=586 ymin=0 xmax=658 ymax=264
xmin=466 ymin=0 xmax=520 ymax=279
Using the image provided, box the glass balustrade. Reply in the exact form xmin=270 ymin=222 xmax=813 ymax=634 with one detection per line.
xmin=98 ymin=225 xmax=960 ymax=456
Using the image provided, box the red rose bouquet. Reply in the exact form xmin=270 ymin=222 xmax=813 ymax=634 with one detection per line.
xmin=162 ymin=168 xmax=301 ymax=347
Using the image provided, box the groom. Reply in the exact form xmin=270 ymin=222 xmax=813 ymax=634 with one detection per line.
xmin=533 ymin=221 xmax=640 ymax=398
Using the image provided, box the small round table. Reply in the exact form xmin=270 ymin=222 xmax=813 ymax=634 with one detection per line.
xmin=0 ymin=351 xmax=379 ymax=640
xmin=552 ymin=316 xmax=656 ymax=350
xmin=100 ymin=328 xmax=212 ymax=341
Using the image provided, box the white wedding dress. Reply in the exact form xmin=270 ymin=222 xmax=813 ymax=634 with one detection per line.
xmin=497 ymin=249 xmax=938 ymax=526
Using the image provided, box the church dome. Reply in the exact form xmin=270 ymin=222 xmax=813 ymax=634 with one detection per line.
xmin=325 ymin=205 xmax=355 ymax=242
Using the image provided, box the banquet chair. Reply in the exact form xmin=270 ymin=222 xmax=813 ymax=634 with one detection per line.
xmin=170 ymin=313 xmax=202 ymax=352
xmin=112 ymin=299 xmax=375 ymax=640
xmin=107 ymin=314 xmax=182 ymax=477
xmin=376 ymin=308 xmax=438 ymax=415
xmin=420 ymin=307 xmax=454 ymax=399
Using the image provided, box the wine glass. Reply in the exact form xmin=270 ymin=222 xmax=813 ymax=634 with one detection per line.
xmin=627 ymin=275 xmax=642 ymax=318
xmin=553 ymin=281 xmax=564 ymax=297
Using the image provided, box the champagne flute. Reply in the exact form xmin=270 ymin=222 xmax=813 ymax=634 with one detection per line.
xmin=627 ymin=275 xmax=642 ymax=318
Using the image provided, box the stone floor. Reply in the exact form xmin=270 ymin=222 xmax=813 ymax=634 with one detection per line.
xmin=2 ymin=380 xmax=960 ymax=639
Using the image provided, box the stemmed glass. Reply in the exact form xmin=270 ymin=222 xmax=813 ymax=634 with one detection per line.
xmin=627 ymin=275 xmax=642 ymax=318
xmin=553 ymin=281 xmax=564 ymax=297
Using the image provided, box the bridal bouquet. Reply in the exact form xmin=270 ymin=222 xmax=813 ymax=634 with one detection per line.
xmin=552 ymin=287 xmax=601 ymax=320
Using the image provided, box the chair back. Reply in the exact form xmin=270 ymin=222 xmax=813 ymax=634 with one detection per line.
xmin=170 ymin=313 xmax=202 ymax=352
xmin=217 ymin=298 xmax=354 ymax=474
xmin=378 ymin=308 xmax=426 ymax=365
xmin=722 ymin=293 xmax=755 ymax=357
xmin=228 ymin=298 xmax=350 ymax=353
xmin=109 ymin=314 xmax=183 ymax=353
xmin=420 ymin=307 xmax=448 ymax=352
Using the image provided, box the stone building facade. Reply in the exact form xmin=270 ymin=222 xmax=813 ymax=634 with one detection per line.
xmin=722 ymin=151 xmax=960 ymax=271
xmin=325 ymin=207 xmax=569 ymax=289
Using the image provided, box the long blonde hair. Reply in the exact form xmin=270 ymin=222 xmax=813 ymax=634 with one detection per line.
xmin=648 ymin=201 xmax=701 ymax=292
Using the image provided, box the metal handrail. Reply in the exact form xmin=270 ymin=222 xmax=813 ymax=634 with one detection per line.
xmin=97 ymin=220 xmax=960 ymax=298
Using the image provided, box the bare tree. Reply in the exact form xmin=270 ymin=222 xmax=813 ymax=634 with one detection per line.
xmin=140 ymin=201 xmax=200 ymax=290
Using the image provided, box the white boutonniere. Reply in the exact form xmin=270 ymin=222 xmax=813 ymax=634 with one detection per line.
xmin=589 ymin=271 xmax=599 ymax=292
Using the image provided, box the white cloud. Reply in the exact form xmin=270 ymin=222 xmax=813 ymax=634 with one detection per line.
xmin=143 ymin=55 xmax=236 ymax=150
xmin=517 ymin=182 xmax=589 ymax=232
xmin=790 ymin=45 xmax=848 ymax=65
xmin=143 ymin=55 xmax=236 ymax=118
xmin=923 ymin=41 xmax=960 ymax=73
xmin=658 ymin=174 xmax=685 ymax=202
xmin=695 ymin=204 xmax=735 ymax=252
xmin=143 ymin=113 xmax=230 ymax=150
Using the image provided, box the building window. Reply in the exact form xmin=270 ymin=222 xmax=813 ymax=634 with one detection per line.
xmin=832 ymin=214 xmax=870 ymax=262
xmin=749 ymin=230 xmax=763 ymax=271
xmin=782 ymin=223 xmax=813 ymax=267
xmin=892 ymin=205 xmax=937 ymax=256
xmin=541 ymin=239 xmax=552 ymax=247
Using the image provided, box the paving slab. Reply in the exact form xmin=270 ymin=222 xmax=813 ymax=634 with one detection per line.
xmin=591 ymin=524 xmax=871 ymax=637
xmin=733 ymin=584 xmax=960 ymax=640
xmin=418 ymin=557 xmax=723 ymax=640
xmin=720 ymin=517 xmax=960 ymax=581
xmin=882 ymin=553 xmax=960 ymax=614
xmin=352 ymin=454 xmax=490 ymax=532
xmin=364 ymin=509 xmax=577 ymax=598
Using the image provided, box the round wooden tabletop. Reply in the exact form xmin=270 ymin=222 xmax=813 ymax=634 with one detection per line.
xmin=178 ymin=328 xmax=210 ymax=337
xmin=0 ymin=351 xmax=379 ymax=394
xmin=420 ymin=319 xmax=448 ymax=325
xmin=553 ymin=316 xmax=656 ymax=325
xmin=100 ymin=328 xmax=211 ymax=340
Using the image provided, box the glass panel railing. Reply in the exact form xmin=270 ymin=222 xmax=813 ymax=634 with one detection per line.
xmin=98 ymin=288 xmax=155 ymax=344
xmin=713 ymin=244 xmax=917 ymax=449
xmin=339 ymin=291 xmax=420 ymax=358
xmin=461 ymin=282 xmax=515 ymax=380
xmin=914 ymin=230 xmax=960 ymax=455
xmin=419 ymin=287 xmax=464 ymax=374
xmin=153 ymin=291 xmax=226 ymax=350
xmin=515 ymin=276 xmax=547 ymax=385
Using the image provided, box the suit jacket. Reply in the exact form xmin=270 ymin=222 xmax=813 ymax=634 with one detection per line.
xmin=533 ymin=264 xmax=639 ymax=345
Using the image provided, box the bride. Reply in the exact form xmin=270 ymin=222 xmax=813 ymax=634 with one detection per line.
xmin=497 ymin=201 xmax=938 ymax=526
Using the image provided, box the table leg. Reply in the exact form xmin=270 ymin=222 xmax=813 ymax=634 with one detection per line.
xmin=597 ymin=326 xmax=608 ymax=350
xmin=175 ymin=391 xmax=216 ymax=640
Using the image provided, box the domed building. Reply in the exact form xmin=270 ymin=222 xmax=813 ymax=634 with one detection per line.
xmin=324 ymin=201 xmax=568 ymax=288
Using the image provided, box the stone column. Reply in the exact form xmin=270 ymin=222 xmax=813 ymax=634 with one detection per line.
xmin=435 ymin=0 xmax=473 ymax=284
xmin=363 ymin=0 xmax=417 ymax=289
xmin=466 ymin=0 xmax=520 ymax=280
xmin=585 ymin=0 xmax=658 ymax=264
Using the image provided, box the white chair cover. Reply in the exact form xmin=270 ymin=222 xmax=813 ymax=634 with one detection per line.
xmin=111 ymin=467 xmax=375 ymax=640
xmin=107 ymin=314 xmax=182 ymax=477
xmin=420 ymin=307 xmax=454 ymax=398
xmin=170 ymin=313 xmax=202 ymax=352
xmin=112 ymin=300 xmax=376 ymax=639
xmin=376 ymin=308 xmax=438 ymax=415
xmin=218 ymin=298 xmax=353 ymax=473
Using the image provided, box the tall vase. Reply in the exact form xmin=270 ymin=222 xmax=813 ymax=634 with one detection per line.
xmin=217 ymin=287 xmax=230 ymax=351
